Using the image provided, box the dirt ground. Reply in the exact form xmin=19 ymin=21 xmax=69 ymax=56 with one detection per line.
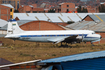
xmin=0 ymin=37 xmax=105 ymax=63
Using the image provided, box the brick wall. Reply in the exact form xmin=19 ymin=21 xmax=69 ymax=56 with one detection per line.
xmin=20 ymin=21 xmax=65 ymax=31
xmin=83 ymin=16 xmax=94 ymax=21
xmin=1 ymin=15 xmax=10 ymax=20
xmin=18 ymin=5 xmax=44 ymax=13
xmin=59 ymin=3 xmax=76 ymax=13
xmin=0 ymin=5 xmax=11 ymax=21
xmin=93 ymin=32 xmax=105 ymax=44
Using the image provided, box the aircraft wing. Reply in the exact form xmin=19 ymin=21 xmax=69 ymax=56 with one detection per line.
xmin=47 ymin=35 xmax=78 ymax=44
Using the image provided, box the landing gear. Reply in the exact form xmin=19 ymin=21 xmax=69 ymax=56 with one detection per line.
xmin=91 ymin=42 xmax=94 ymax=46
xmin=60 ymin=42 xmax=68 ymax=47
xmin=61 ymin=42 xmax=63 ymax=46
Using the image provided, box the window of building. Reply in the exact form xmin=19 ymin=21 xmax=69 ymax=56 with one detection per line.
xmin=26 ymin=11 xmax=30 ymax=13
xmin=14 ymin=1 xmax=15 ymax=9
xmin=2 ymin=1 xmax=4 ymax=3
xmin=67 ymin=5 xmax=69 ymax=7
xmin=10 ymin=9 xmax=12 ymax=12
xmin=9 ymin=1 xmax=11 ymax=3
xmin=58 ymin=9 xmax=61 ymax=12
xmin=67 ymin=9 xmax=69 ymax=12
xmin=10 ymin=15 xmax=12 ymax=19
xmin=6 ymin=1 xmax=8 ymax=3
xmin=59 ymin=5 xmax=61 ymax=7
xmin=17 ymin=1 xmax=19 ymax=9
xmin=33 ymin=11 xmax=37 ymax=13
xmin=5 ymin=1 xmax=6 ymax=3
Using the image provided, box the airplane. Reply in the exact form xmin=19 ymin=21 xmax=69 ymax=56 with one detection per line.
xmin=5 ymin=19 xmax=101 ymax=45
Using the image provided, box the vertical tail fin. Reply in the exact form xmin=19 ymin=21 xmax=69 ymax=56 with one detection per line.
xmin=7 ymin=19 xmax=24 ymax=35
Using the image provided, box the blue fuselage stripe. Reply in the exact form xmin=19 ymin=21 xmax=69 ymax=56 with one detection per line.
xmin=20 ymin=34 xmax=88 ymax=37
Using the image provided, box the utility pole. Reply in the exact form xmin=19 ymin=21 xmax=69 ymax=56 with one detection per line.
xmin=39 ymin=21 xmax=40 ymax=30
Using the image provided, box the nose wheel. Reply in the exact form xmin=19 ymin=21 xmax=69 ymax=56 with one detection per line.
xmin=91 ymin=42 xmax=94 ymax=46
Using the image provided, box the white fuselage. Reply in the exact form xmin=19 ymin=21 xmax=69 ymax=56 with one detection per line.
xmin=5 ymin=30 xmax=101 ymax=43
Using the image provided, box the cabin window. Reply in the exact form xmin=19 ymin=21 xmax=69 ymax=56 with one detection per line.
xmin=67 ymin=9 xmax=69 ymax=12
xmin=67 ymin=5 xmax=69 ymax=7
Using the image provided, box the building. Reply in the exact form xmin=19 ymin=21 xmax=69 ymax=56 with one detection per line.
xmin=66 ymin=14 xmax=105 ymax=44
xmin=19 ymin=21 xmax=65 ymax=31
xmin=0 ymin=4 xmax=14 ymax=20
xmin=0 ymin=59 xmax=41 ymax=70
xmin=18 ymin=4 xmax=45 ymax=13
xmin=57 ymin=3 xmax=76 ymax=13
xmin=0 ymin=0 xmax=20 ymax=10
xmin=80 ymin=0 xmax=91 ymax=2
xmin=13 ymin=13 xmax=81 ymax=23
xmin=87 ymin=6 xmax=98 ymax=13
xmin=39 ymin=51 xmax=105 ymax=70
xmin=82 ymin=14 xmax=105 ymax=22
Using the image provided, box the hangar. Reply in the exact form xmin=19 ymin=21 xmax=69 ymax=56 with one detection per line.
xmin=14 ymin=13 xmax=105 ymax=22
xmin=19 ymin=21 xmax=65 ymax=31
xmin=82 ymin=14 xmax=105 ymax=22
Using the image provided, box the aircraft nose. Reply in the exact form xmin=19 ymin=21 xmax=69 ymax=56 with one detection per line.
xmin=100 ymin=36 xmax=102 ymax=39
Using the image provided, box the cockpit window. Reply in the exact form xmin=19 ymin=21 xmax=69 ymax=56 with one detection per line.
xmin=92 ymin=32 xmax=95 ymax=34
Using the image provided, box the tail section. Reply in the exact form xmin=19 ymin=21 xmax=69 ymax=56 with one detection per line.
xmin=7 ymin=19 xmax=24 ymax=35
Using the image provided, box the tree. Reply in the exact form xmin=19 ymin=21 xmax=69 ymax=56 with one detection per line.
xmin=14 ymin=10 xmax=19 ymax=13
xmin=82 ymin=7 xmax=88 ymax=13
xmin=48 ymin=9 xmax=55 ymax=13
xmin=99 ymin=4 xmax=105 ymax=13
xmin=77 ymin=6 xmax=81 ymax=13
xmin=77 ymin=6 xmax=88 ymax=13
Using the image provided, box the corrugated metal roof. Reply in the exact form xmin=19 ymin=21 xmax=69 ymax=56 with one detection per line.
xmin=16 ymin=16 xmax=37 ymax=21
xmin=40 ymin=51 xmax=105 ymax=63
xmin=45 ymin=13 xmax=62 ymax=17
xmin=13 ymin=13 xmax=105 ymax=23
xmin=1 ymin=4 xmax=14 ymax=8
xmin=0 ymin=19 xmax=8 ymax=27
xmin=0 ymin=20 xmax=32 ymax=30
xmin=75 ymin=21 xmax=93 ymax=30
xmin=36 ymin=16 xmax=48 ymax=21
xmin=14 ymin=13 xmax=28 ymax=18
xmin=97 ymin=15 xmax=105 ymax=22
xmin=83 ymin=14 xmax=105 ymax=22
xmin=89 ymin=15 xmax=100 ymax=22
xmin=77 ymin=13 xmax=92 ymax=19
xmin=48 ymin=16 xmax=62 ymax=22
xmin=61 ymin=13 xmax=81 ymax=22
xmin=28 ymin=13 xmax=46 ymax=17
xmin=59 ymin=16 xmax=71 ymax=22
xmin=66 ymin=21 xmax=105 ymax=31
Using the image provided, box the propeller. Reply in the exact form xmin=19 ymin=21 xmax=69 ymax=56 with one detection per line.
xmin=82 ymin=34 xmax=84 ymax=42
